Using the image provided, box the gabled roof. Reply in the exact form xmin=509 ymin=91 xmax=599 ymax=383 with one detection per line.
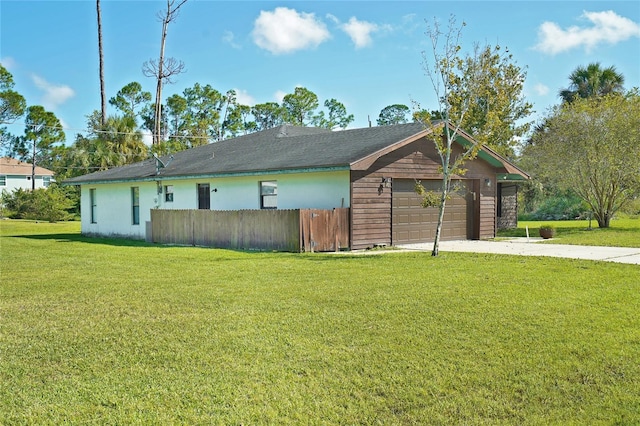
xmin=0 ymin=157 xmax=55 ymax=176
xmin=64 ymin=122 xmax=528 ymax=184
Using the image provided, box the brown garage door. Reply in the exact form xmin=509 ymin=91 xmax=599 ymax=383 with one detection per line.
xmin=392 ymin=179 xmax=473 ymax=244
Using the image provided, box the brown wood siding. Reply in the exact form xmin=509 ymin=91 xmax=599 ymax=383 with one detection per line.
xmin=350 ymin=137 xmax=499 ymax=249
xmin=351 ymin=172 xmax=391 ymax=249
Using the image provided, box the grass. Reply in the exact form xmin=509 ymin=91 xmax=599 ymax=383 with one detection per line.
xmin=1 ymin=220 xmax=640 ymax=424
xmin=497 ymin=218 xmax=640 ymax=247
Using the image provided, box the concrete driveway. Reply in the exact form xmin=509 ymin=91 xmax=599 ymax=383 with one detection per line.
xmin=396 ymin=238 xmax=640 ymax=264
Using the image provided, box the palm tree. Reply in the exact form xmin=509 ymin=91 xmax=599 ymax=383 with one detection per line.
xmin=100 ymin=115 xmax=147 ymax=165
xmin=559 ymin=63 xmax=625 ymax=103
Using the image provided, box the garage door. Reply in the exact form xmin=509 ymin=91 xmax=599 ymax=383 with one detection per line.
xmin=392 ymin=179 xmax=473 ymax=244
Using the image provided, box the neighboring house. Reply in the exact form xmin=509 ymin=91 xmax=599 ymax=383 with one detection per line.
xmin=0 ymin=157 xmax=55 ymax=192
xmin=65 ymin=122 xmax=528 ymax=250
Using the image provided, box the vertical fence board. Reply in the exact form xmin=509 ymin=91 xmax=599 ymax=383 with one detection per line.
xmin=299 ymin=208 xmax=350 ymax=252
xmin=151 ymin=209 xmax=307 ymax=252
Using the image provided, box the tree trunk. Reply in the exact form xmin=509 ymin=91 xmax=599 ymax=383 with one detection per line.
xmin=432 ymin=190 xmax=447 ymax=256
xmin=153 ymin=3 xmax=170 ymax=145
xmin=596 ymin=213 xmax=611 ymax=228
xmin=97 ymin=0 xmax=106 ymax=126
xmin=432 ymin=130 xmax=453 ymax=257
xmin=31 ymin=140 xmax=36 ymax=190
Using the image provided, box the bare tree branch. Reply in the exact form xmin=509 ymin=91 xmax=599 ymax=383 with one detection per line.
xmin=144 ymin=0 xmax=188 ymax=145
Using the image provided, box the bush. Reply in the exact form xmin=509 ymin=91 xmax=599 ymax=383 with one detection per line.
xmin=1 ymin=185 xmax=75 ymax=222
xmin=519 ymin=192 xmax=587 ymax=221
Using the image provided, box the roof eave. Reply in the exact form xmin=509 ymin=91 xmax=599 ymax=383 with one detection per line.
xmin=62 ymin=165 xmax=350 ymax=186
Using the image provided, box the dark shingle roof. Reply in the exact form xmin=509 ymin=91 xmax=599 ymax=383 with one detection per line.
xmin=65 ymin=122 xmax=431 ymax=184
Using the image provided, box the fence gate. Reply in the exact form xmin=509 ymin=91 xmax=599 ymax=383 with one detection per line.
xmin=300 ymin=208 xmax=350 ymax=252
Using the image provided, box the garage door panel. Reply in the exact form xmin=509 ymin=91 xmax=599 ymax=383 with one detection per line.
xmin=392 ymin=179 xmax=472 ymax=244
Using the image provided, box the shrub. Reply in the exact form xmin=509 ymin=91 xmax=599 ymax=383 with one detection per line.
xmin=520 ymin=192 xmax=587 ymax=221
xmin=1 ymin=185 xmax=75 ymax=222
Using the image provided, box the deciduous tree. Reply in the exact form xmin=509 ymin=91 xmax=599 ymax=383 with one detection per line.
xmin=524 ymin=92 xmax=640 ymax=228
xmin=416 ymin=15 xmax=489 ymax=256
xmin=452 ymin=44 xmax=532 ymax=158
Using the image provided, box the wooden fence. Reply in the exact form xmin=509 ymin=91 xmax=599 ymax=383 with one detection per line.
xmin=150 ymin=208 xmax=349 ymax=252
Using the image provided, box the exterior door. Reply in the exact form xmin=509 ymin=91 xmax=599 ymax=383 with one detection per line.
xmin=197 ymin=183 xmax=210 ymax=210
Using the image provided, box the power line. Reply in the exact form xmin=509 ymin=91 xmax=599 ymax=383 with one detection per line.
xmin=9 ymin=121 xmax=217 ymax=140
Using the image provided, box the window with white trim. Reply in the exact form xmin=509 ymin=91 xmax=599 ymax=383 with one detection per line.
xmin=0 ymin=175 xmax=5 ymax=186
xmin=43 ymin=176 xmax=51 ymax=187
xmin=260 ymin=181 xmax=277 ymax=209
xmin=165 ymin=185 xmax=174 ymax=202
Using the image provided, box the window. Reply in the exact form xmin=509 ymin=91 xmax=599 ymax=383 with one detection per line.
xmin=260 ymin=181 xmax=277 ymax=209
xmin=0 ymin=175 xmax=5 ymax=186
xmin=90 ymin=189 xmax=97 ymax=223
xmin=165 ymin=185 xmax=174 ymax=202
xmin=131 ymin=187 xmax=140 ymax=225
xmin=43 ymin=176 xmax=51 ymax=187
xmin=197 ymin=183 xmax=210 ymax=210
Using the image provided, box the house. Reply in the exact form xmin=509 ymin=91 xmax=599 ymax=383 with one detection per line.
xmin=64 ymin=122 xmax=528 ymax=250
xmin=0 ymin=157 xmax=55 ymax=192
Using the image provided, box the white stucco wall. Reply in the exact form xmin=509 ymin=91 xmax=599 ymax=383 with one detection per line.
xmin=1 ymin=175 xmax=53 ymax=192
xmin=80 ymin=170 xmax=351 ymax=239
xmin=81 ymin=181 xmax=156 ymax=239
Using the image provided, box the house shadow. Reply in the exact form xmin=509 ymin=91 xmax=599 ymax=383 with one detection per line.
xmin=14 ymin=233 xmax=158 ymax=248
xmin=13 ymin=233 xmax=307 ymax=255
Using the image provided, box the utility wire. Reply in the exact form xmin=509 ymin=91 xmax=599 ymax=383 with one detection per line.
xmin=10 ymin=122 xmax=218 ymax=140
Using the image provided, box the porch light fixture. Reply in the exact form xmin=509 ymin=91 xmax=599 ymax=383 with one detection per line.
xmin=485 ymin=178 xmax=492 ymax=187
xmin=382 ymin=177 xmax=392 ymax=188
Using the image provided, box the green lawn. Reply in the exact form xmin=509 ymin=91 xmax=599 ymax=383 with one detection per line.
xmin=498 ymin=218 xmax=640 ymax=247
xmin=1 ymin=220 xmax=639 ymax=424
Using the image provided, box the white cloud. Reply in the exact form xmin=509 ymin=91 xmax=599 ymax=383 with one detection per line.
xmin=252 ymin=7 xmax=330 ymax=54
xmin=340 ymin=17 xmax=381 ymax=49
xmin=401 ymin=13 xmax=420 ymax=34
xmin=31 ymin=74 xmax=74 ymax=110
xmin=328 ymin=15 xmax=390 ymax=48
xmin=274 ymin=90 xmax=287 ymax=103
xmin=222 ymin=30 xmax=241 ymax=49
xmin=0 ymin=57 xmax=17 ymax=70
xmin=534 ymin=83 xmax=550 ymax=96
xmin=534 ymin=10 xmax=640 ymax=55
xmin=142 ymin=132 xmax=153 ymax=146
xmin=234 ymin=89 xmax=255 ymax=106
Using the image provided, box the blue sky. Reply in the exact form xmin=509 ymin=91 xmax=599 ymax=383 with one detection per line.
xmin=1 ymin=0 xmax=639 ymax=144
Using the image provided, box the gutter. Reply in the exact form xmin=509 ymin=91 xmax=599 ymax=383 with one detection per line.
xmin=63 ymin=165 xmax=351 ymax=186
